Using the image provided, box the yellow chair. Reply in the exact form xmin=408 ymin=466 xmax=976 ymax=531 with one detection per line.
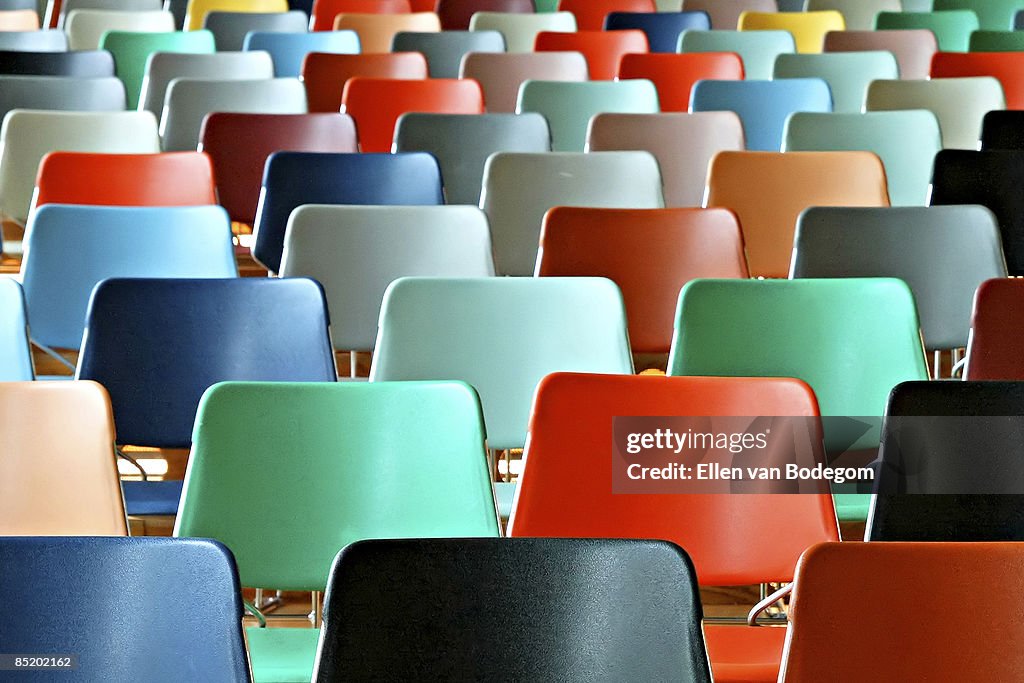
xmin=738 ymin=10 xmax=845 ymax=53
xmin=333 ymin=11 xmax=440 ymax=53
xmin=183 ymin=0 xmax=287 ymax=31
xmin=0 ymin=9 xmax=40 ymax=30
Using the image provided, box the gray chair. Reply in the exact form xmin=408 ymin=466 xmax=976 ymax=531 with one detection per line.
xmin=392 ymin=30 xmax=505 ymax=79
xmin=394 ymin=112 xmax=550 ymax=205
xmin=0 ymin=0 xmax=36 ymax=9
xmin=0 ymin=75 xmax=126 ymax=122
xmin=57 ymin=0 xmax=161 ymax=28
xmin=139 ymin=51 xmax=274 ymax=120
xmin=243 ymin=30 xmax=359 ymax=77
xmin=203 ymin=10 xmax=306 ymax=51
xmin=791 ymin=205 xmax=1007 ymax=352
xmin=0 ymin=30 xmax=68 ymax=51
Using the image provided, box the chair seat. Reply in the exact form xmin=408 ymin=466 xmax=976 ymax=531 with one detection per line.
xmin=122 ymin=479 xmax=184 ymax=516
xmin=704 ymin=623 xmax=788 ymax=683
xmin=246 ymin=626 xmax=320 ymax=683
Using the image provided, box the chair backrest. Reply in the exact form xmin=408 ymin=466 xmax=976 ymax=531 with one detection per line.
xmin=982 ymin=110 xmax=1024 ymax=149
xmin=310 ymin=0 xmax=411 ymax=32
xmin=436 ymin=0 xmax=532 ymax=30
xmin=370 ymin=277 xmax=635 ymax=449
xmin=557 ymin=0 xmax=654 ymax=31
xmin=480 ymin=151 xmax=664 ymax=275
xmin=0 ymin=110 xmax=160 ymax=224
xmin=0 ymin=48 xmax=111 ymax=75
xmin=253 ymin=151 xmax=443 ymax=272
xmin=58 ymin=0 xmax=161 ymax=28
xmin=0 ymin=537 xmax=249 ymax=681
xmin=175 ymin=381 xmax=500 ymax=590
xmin=76 ymin=278 xmax=337 ymax=448
xmin=64 ymin=9 xmax=174 ymax=50
xmin=184 ymin=0 xmax=286 ymax=30
xmin=932 ymin=51 xmax=1024 ymax=109
xmin=302 ymin=52 xmax=428 ymax=112
xmin=805 ymin=0 xmax=900 ymax=31
xmin=874 ymin=9 xmax=979 ymax=51
xmin=823 ymin=28 xmax=935 ymax=79
xmin=394 ymin=112 xmax=551 ymax=204
xmin=538 ymin=207 xmax=747 ymax=353
xmin=199 ymin=112 xmax=357 ymax=225
xmin=793 ymin=206 xmax=1006 ymax=351
xmin=0 ymin=75 xmax=126 ymax=123
xmin=678 ymin=28 xmax=793 ymax=79
xmin=618 ymin=52 xmax=742 ymax=112
xmin=681 ymin=0 xmax=776 ymax=30
xmin=971 ymin=29 xmax=1024 ymax=51
xmin=534 ymin=29 xmax=648 ymax=80
xmin=0 ymin=8 xmax=37 ymax=29
xmin=203 ymin=9 xmax=306 ymax=50
xmin=0 ymin=280 xmax=33 ymax=381
xmin=779 ymin=542 xmax=1024 ymax=682
xmin=0 ymin=381 xmax=126 ymax=534
xmin=965 ymin=278 xmax=1024 ymax=379
xmin=280 ymin=205 xmax=494 ymax=351
xmin=100 ymin=30 xmax=214 ymax=109
xmin=468 ymin=10 xmax=576 ymax=53
xmin=774 ymin=51 xmax=898 ymax=113
xmin=0 ymin=30 xmax=67 ymax=51
xmin=139 ymin=51 xmax=275 ymax=118
xmin=459 ymin=51 xmax=587 ymax=112
xmin=933 ymin=0 xmax=1022 ymax=30
xmin=243 ymin=30 xmax=360 ymax=77
xmin=605 ymin=10 xmax=709 ymax=52
xmin=391 ymin=29 xmax=504 ymax=78
xmin=333 ymin=12 xmax=440 ymax=53
xmin=738 ymin=10 xmax=844 ymax=53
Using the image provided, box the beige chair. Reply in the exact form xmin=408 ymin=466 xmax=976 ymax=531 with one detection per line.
xmin=804 ymin=0 xmax=900 ymax=31
xmin=0 ymin=381 xmax=128 ymax=536
xmin=469 ymin=11 xmax=576 ymax=53
xmin=823 ymin=29 xmax=937 ymax=79
xmin=333 ymin=12 xmax=440 ymax=53
xmin=460 ymin=51 xmax=588 ymax=113
xmin=681 ymin=0 xmax=776 ymax=30
xmin=64 ymin=9 xmax=174 ymax=50
xmin=0 ymin=9 xmax=40 ymax=30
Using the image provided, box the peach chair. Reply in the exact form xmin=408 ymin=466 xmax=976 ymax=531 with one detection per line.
xmin=534 ymin=29 xmax=648 ymax=80
xmin=618 ymin=52 xmax=743 ymax=111
xmin=460 ymin=51 xmax=588 ymax=113
xmin=333 ymin=11 xmax=440 ymax=52
xmin=302 ymin=52 xmax=428 ymax=112
xmin=0 ymin=9 xmax=39 ymax=30
xmin=824 ymin=29 xmax=937 ymax=79
xmin=309 ymin=0 xmax=410 ymax=32
xmin=738 ymin=10 xmax=845 ymax=53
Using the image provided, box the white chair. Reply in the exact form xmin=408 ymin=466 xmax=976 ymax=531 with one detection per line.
xmin=64 ymin=8 xmax=174 ymax=50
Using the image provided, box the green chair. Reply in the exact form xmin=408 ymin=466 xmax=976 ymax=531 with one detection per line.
xmin=667 ymin=278 xmax=929 ymax=521
xmin=934 ymin=0 xmax=1024 ymax=31
xmin=174 ymin=380 xmax=500 ymax=683
xmin=968 ymin=30 xmax=1024 ymax=51
xmin=99 ymin=29 xmax=214 ymax=110
xmin=875 ymin=10 xmax=980 ymax=52
xmin=783 ymin=110 xmax=942 ymax=206
xmin=678 ymin=29 xmax=794 ymax=79
xmin=534 ymin=0 xmax=558 ymax=10
xmin=773 ymin=51 xmax=898 ymax=113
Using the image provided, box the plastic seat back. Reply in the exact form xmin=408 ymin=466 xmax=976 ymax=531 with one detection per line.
xmin=982 ymin=110 xmax=1024 ymax=149
xmin=678 ymin=28 xmax=793 ymax=79
xmin=392 ymin=30 xmax=504 ymax=78
xmin=932 ymin=51 xmax=1024 ymax=109
xmin=64 ymin=9 xmax=175 ymax=50
xmin=618 ymin=52 xmax=742 ymax=111
xmin=0 ymin=48 xmax=111 ymax=75
xmin=0 ymin=75 xmax=126 ymax=123
xmin=468 ymin=10 xmax=576 ymax=53
xmin=0 ymin=30 xmax=67 ymax=51
xmin=310 ymin=0 xmax=411 ymax=32
xmin=302 ymin=52 xmax=427 ymax=112
xmin=681 ymin=0 xmax=775 ymax=30
xmin=965 ymin=278 xmax=1024 ymax=379
xmin=874 ymin=9 xmax=979 ymax=52
xmin=824 ymin=28 xmax=935 ymax=79
xmin=933 ymin=0 xmax=1022 ymax=30
xmin=805 ymin=0 xmax=900 ymax=31
xmin=184 ymin=0 xmax=286 ymax=30
xmin=557 ymin=0 xmax=654 ymax=31
xmin=204 ymin=9 xmax=306 ymax=50
xmin=534 ymin=29 xmax=648 ymax=80
xmin=0 ymin=280 xmax=33 ymax=381
xmin=436 ymin=0 xmax=532 ymax=31
xmin=243 ymin=30 xmax=359 ymax=77
xmin=139 ymin=51 xmax=275 ymax=118
xmin=459 ymin=51 xmax=587 ymax=112
xmin=0 ymin=9 xmax=37 ymax=29
xmin=738 ymin=10 xmax=844 ymax=53
xmin=774 ymin=51 xmax=897 ymax=113
xmin=968 ymin=30 xmax=1024 ymax=51
xmin=57 ymin=0 xmax=161 ymax=27
xmin=100 ymin=30 xmax=214 ymax=109
xmin=333 ymin=12 xmax=440 ymax=53
xmin=605 ymin=11 xmax=709 ymax=52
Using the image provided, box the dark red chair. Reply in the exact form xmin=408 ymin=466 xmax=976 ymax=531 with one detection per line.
xmin=965 ymin=278 xmax=1024 ymax=379
xmin=435 ymin=0 xmax=532 ymax=30
xmin=301 ymin=52 xmax=428 ymax=112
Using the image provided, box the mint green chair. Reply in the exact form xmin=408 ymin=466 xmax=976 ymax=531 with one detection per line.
xmin=174 ymin=380 xmax=500 ymax=683
xmin=99 ymin=29 xmax=214 ymax=110
xmin=875 ymin=10 xmax=980 ymax=52
xmin=934 ymin=0 xmax=1024 ymax=31
xmin=773 ymin=51 xmax=898 ymax=113
xmin=968 ymin=30 xmax=1024 ymax=51
xmin=667 ymin=278 xmax=929 ymax=521
xmin=783 ymin=110 xmax=942 ymax=206
xmin=678 ymin=29 xmax=795 ymax=79
xmin=534 ymin=0 xmax=558 ymax=10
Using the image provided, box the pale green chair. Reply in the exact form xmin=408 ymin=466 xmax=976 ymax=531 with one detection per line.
xmin=678 ymin=29 xmax=795 ymax=79
xmin=968 ymin=30 xmax=1024 ymax=51
xmin=875 ymin=10 xmax=980 ymax=52
xmin=99 ymin=29 xmax=214 ymax=109
xmin=934 ymin=0 xmax=1024 ymax=31
xmin=773 ymin=51 xmax=898 ymax=113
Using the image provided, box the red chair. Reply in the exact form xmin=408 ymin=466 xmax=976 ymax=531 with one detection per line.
xmin=198 ymin=113 xmax=358 ymax=225
xmin=557 ymin=0 xmax=655 ymax=31
xmin=618 ymin=52 xmax=743 ymax=111
xmin=932 ymin=51 xmax=1024 ymax=109
xmin=341 ymin=77 xmax=484 ymax=152
xmin=965 ymin=278 xmax=1023 ymax=380
xmin=409 ymin=0 xmax=433 ymax=8
xmin=534 ymin=29 xmax=648 ymax=80
xmin=537 ymin=207 xmax=748 ymax=354
xmin=301 ymin=52 xmax=428 ymax=112
xmin=310 ymin=0 xmax=410 ymax=31
xmin=508 ymin=372 xmax=840 ymax=683
xmin=435 ymin=0 xmax=532 ymax=30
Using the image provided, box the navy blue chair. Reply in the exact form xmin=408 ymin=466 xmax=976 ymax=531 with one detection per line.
xmin=76 ymin=277 xmax=337 ymax=515
xmin=0 ymin=49 xmax=115 ymax=76
xmin=0 ymin=536 xmax=250 ymax=682
xmin=604 ymin=11 xmax=711 ymax=53
xmin=252 ymin=151 xmax=444 ymax=273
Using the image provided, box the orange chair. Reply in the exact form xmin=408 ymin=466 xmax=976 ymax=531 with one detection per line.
xmin=32 ymin=152 xmax=216 ymax=213
xmin=705 ymin=151 xmax=890 ymax=278
xmin=302 ymin=52 xmax=428 ymax=112
xmin=0 ymin=9 xmax=39 ymax=30
xmin=537 ymin=207 xmax=748 ymax=354
xmin=341 ymin=77 xmax=483 ymax=152
xmin=534 ymin=29 xmax=648 ymax=80
xmin=508 ymin=373 xmax=840 ymax=683
xmin=932 ymin=51 xmax=1024 ymax=110
xmin=333 ymin=11 xmax=440 ymax=53
xmin=309 ymin=0 xmax=410 ymax=32
xmin=557 ymin=0 xmax=655 ymax=31
xmin=779 ymin=542 xmax=1024 ymax=682
xmin=618 ymin=52 xmax=743 ymax=111
xmin=964 ymin=278 xmax=1024 ymax=380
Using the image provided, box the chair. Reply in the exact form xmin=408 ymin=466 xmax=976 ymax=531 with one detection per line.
xmin=866 ymin=77 xmax=1005 ymax=149
xmin=200 ymin=113 xmax=357 ymax=225
xmin=468 ymin=10 xmax=576 ymax=53
xmin=0 ymin=110 xmax=160 ymax=225
xmin=793 ymin=206 xmax=1006 ymax=352
xmin=0 ymin=537 xmax=250 ymax=682
xmin=204 ymin=9 xmax=306 ymax=50
xmin=804 ymin=0 xmax=900 ymax=31
xmin=605 ymin=11 xmax=709 ymax=53
xmin=617 ymin=52 xmax=743 ymax=112
xmin=965 ymin=278 xmax=1024 ymax=379
xmin=680 ymin=0 xmax=775 ymax=30
xmin=56 ymin=0 xmax=160 ymax=28
xmin=516 ymin=79 xmax=659 ymax=152
xmin=587 ymin=112 xmax=745 ymax=207
xmin=159 ymin=77 xmax=307 ymax=152
xmin=0 ymin=75 xmax=126 ymax=123
xmin=302 ymin=52 xmax=428 ymax=113
xmin=982 ymin=110 xmax=1024 ymax=149
xmin=0 ymin=280 xmax=32 ymax=381
xmin=253 ymin=151 xmax=443 ymax=273
xmin=534 ymin=29 xmax=648 ymax=80
xmin=394 ymin=112 xmax=550 ymax=204
xmin=139 ymin=51 xmax=275 ymax=118
xmin=932 ymin=51 xmax=1024 ymax=109
xmin=773 ymin=51 xmax=898 ymax=113
xmin=0 ymin=8 xmax=37 ymax=28
xmin=874 ymin=10 xmax=979 ymax=52
xmin=738 ymin=10 xmax=844 ymax=53
xmin=783 ymin=111 xmax=941 ymax=206
xmin=0 ymin=382 xmax=126 ymax=535
xmin=175 ymin=380 xmax=500 ymax=683
xmin=0 ymin=30 xmax=67 ymax=51
xmin=184 ymin=0 xmax=286 ymax=30
xmin=459 ymin=51 xmax=587 ymax=113
xmin=391 ymin=30 xmax=504 ymax=78
xmin=823 ymin=28 xmax=936 ymax=79
xmin=64 ymin=9 xmax=174 ymax=50
xmin=538 ymin=208 xmax=747 ymax=353
xmin=934 ymin=0 xmax=1024 ymax=30
xmin=280 ymin=205 xmax=494 ymax=354
xmin=0 ymin=51 xmax=112 ymax=78
xmin=480 ymin=151 xmax=664 ymax=275
xmin=968 ymin=30 xmax=1024 ymax=51
xmin=704 ymin=151 xmax=890 ymax=278
xmin=436 ymin=0 xmax=533 ymax=31
xmin=309 ymin=0 xmax=410 ymax=31
xmin=243 ymin=30 xmax=360 ymax=77
xmin=557 ymin=0 xmax=654 ymax=31
xmin=99 ymin=30 xmax=214 ymax=109
xmin=678 ymin=29 xmax=794 ymax=80
xmin=778 ymin=543 xmax=1024 ymax=682
xmin=333 ymin=12 xmax=440 ymax=53
xmin=21 ymin=205 xmax=235 ymax=351
xmin=690 ymin=79 xmax=832 ymax=152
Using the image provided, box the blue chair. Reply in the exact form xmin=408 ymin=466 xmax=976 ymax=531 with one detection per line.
xmin=21 ymin=205 xmax=236 ymax=354
xmin=690 ymin=78 xmax=833 ymax=151
xmin=604 ymin=11 xmax=710 ymax=53
xmin=242 ymin=30 xmax=360 ymax=78
xmin=76 ymin=277 xmax=337 ymax=515
xmin=252 ymin=151 xmax=444 ymax=273
xmin=0 ymin=536 xmax=250 ymax=682
xmin=0 ymin=279 xmax=32 ymax=381
xmin=0 ymin=30 xmax=68 ymax=51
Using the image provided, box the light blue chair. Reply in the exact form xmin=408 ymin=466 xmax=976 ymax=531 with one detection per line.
xmin=243 ymin=30 xmax=360 ymax=77
xmin=678 ymin=29 xmax=795 ymax=79
xmin=773 ymin=51 xmax=899 ymax=113
xmin=690 ymin=78 xmax=833 ymax=151
xmin=0 ymin=279 xmax=32 ymax=381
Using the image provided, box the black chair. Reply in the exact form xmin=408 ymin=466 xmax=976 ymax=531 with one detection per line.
xmin=0 ymin=49 xmax=115 ymax=76
xmin=867 ymin=380 xmax=1024 ymax=541
xmin=981 ymin=110 xmax=1024 ymax=150
xmin=313 ymin=538 xmax=712 ymax=683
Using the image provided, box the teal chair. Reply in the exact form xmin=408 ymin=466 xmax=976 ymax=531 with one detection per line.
xmin=99 ymin=29 xmax=214 ymax=110
xmin=175 ymin=380 xmax=500 ymax=683
xmin=934 ymin=0 xmax=1024 ymax=31
xmin=968 ymin=30 xmax=1024 ymax=51
xmin=783 ymin=110 xmax=942 ymax=206
xmin=0 ymin=280 xmax=32 ymax=381
xmin=667 ymin=278 xmax=929 ymax=521
xmin=516 ymin=79 xmax=659 ymax=152
xmin=875 ymin=10 xmax=980 ymax=52
xmin=773 ymin=51 xmax=898 ymax=113
xmin=678 ymin=29 xmax=795 ymax=79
